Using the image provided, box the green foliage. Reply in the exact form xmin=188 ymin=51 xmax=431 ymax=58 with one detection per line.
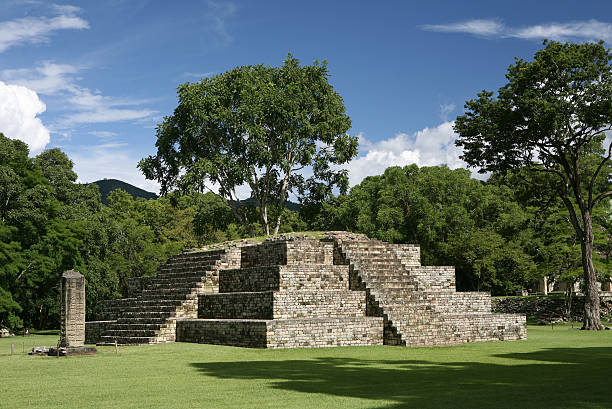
xmin=308 ymin=164 xmax=536 ymax=294
xmin=139 ymin=54 xmax=358 ymax=236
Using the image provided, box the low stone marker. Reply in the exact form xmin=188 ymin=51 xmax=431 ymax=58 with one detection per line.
xmin=30 ymin=270 xmax=97 ymax=356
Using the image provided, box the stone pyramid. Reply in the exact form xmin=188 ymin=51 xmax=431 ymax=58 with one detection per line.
xmin=86 ymin=232 xmax=525 ymax=347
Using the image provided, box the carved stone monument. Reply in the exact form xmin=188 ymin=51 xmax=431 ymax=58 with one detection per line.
xmin=53 ymin=270 xmax=96 ymax=355
xmin=61 ymin=270 xmax=86 ymax=347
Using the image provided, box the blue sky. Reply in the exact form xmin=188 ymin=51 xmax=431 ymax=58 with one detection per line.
xmin=2 ymin=0 xmax=612 ymax=193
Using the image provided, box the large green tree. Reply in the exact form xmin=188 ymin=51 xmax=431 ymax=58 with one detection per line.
xmin=139 ymin=55 xmax=358 ymax=236
xmin=454 ymin=41 xmax=612 ymax=330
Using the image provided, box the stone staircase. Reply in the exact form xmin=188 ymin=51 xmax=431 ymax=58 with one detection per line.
xmin=328 ymin=231 xmax=525 ymax=346
xmin=176 ymin=239 xmax=384 ymax=348
xmin=89 ymin=249 xmax=238 ymax=345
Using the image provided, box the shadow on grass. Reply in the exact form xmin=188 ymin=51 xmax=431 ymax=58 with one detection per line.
xmin=191 ymin=347 xmax=612 ymax=409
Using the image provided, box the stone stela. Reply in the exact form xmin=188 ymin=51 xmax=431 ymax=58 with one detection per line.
xmin=54 ymin=270 xmax=97 ymax=355
xmin=30 ymin=270 xmax=97 ymax=356
xmin=61 ymin=270 xmax=86 ymax=347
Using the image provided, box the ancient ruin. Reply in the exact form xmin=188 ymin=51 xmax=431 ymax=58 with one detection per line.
xmin=86 ymin=232 xmax=526 ymax=348
xmin=61 ymin=270 xmax=86 ymax=347
xmin=33 ymin=270 xmax=97 ymax=356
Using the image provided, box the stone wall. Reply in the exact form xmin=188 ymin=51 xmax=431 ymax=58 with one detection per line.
xmin=219 ymin=265 xmax=349 ymax=293
xmin=199 ymin=291 xmax=366 ymax=319
xmin=241 ymin=240 xmax=333 ymax=268
xmin=492 ymin=296 xmax=612 ymax=322
xmin=405 ymin=266 xmax=455 ymax=292
xmin=176 ymin=317 xmax=384 ymax=348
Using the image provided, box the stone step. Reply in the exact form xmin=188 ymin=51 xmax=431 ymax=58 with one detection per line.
xmin=116 ymin=316 xmax=170 ymax=324
xmin=119 ymin=311 xmax=175 ymax=319
xmin=106 ymin=323 xmax=164 ymax=331
xmin=168 ymin=250 xmax=225 ymax=263
xmin=118 ymin=305 xmax=178 ymax=313
xmin=151 ymin=273 xmax=209 ymax=282
xmin=144 ymin=281 xmax=205 ymax=291
xmin=103 ymin=329 xmax=159 ymax=338
xmin=119 ymin=299 xmax=185 ymax=308
xmin=98 ymin=336 xmax=156 ymax=345
xmin=158 ymin=263 xmax=216 ymax=273
xmin=140 ymin=288 xmax=195 ymax=297
xmin=135 ymin=295 xmax=196 ymax=305
xmin=163 ymin=257 xmax=222 ymax=267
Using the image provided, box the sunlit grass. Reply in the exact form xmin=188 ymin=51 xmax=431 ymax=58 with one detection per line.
xmin=1 ymin=324 xmax=611 ymax=409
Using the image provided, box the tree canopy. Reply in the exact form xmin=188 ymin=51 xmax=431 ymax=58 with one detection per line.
xmin=139 ymin=55 xmax=358 ymax=236
xmin=454 ymin=40 xmax=612 ymax=330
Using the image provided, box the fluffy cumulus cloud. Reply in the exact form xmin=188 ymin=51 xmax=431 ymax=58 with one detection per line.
xmin=0 ymin=5 xmax=89 ymax=53
xmin=422 ymin=19 xmax=612 ymax=43
xmin=0 ymin=81 xmax=50 ymax=153
xmin=344 ymin=121 xmax=473 ymax=186
xmin=1 ymin=62 xmax=156 ymax=128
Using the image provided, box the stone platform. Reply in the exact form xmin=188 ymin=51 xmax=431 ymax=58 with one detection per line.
xmin=86 ymin=232 xmax=526 ymax=347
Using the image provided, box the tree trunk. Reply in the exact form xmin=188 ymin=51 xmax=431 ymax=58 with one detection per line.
xmin=261 ymin=203 xmax=270 ymax=236
xmin=581 ymin=212 xmax=603 ymax=330
xmin=272 ymin=211 xmax=282 ymax=236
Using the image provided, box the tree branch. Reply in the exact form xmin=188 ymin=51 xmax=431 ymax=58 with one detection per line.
xmin=592 ymin=190 xmax=612 ymax=209
xmin=588 ymin=139 xmax=611 ymax=210
xmin=16 ymin=262 xmax=33 ymax=281
xmin=559 ymin=189 xmax=584 ymax=239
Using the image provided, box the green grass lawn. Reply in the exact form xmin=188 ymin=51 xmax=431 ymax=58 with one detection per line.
xmin=1 ymin=324 xmax=611 ymax=409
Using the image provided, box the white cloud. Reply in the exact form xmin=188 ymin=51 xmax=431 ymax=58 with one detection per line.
xmin=511 ymin=20 xmax=612 ymax=42
xmin=89 ymin=130 xmax=117 ymax=138
xmin=0 ymin=81 xmax=50 ymax=154
xmin=206 ymin=1 xmax=237 ymax=45
xmin=64 ymin=106 xmax=156 ymax=124
xmin=69 ymin=145 xmax=161 ymax=194
xmin=422 ymin=19 xmax=612 ymax=43
xmin=1 ymin=62 xmax=157 ymax=128
xmin=182 ymin=71 xmax=215 ymax=79
xmin=0 ymin=5 xmax=89 ymax=53
xmin=422 ymin=19 xmax=504 ymax=36
xmin=440 ymin=103 xmax=456 ymax=121
xmin=345 ymin=122 xmax=478 ymax=186
xmin=2 ymin=61 xmax=80 ymax=95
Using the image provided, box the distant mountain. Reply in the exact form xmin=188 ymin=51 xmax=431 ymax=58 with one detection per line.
xmin=91 ymin=179 xmax=158 ymax=205
xmin=91 ymin=179 xmax=300 ymax=210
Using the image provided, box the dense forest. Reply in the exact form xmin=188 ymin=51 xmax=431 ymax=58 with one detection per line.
xmin=0 ymin=132 xmax=610 ymax=330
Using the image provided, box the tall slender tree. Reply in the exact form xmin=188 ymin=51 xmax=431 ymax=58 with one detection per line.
xmin=455 ymin=41 xmax=612 ymax=329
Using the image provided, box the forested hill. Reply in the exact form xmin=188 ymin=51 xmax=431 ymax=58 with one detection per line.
xmin=91 ymin=179 xmax=301 ymax=210
xmin=92 ymin=179 xmax=158 ymax=205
